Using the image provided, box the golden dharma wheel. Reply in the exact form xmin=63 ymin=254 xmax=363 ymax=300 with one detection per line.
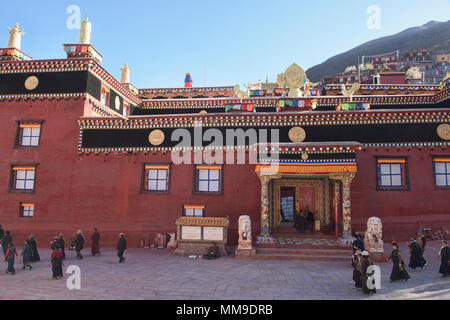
xmin=24 ymin=76 xmax=39 ymax=90
xmin=148 ymin=129 xmax=165 ymax=146
xmin=289 ymin=127 xmax=307 ymax=143
xmin=437 ymin=123 xmax=450 ymax=141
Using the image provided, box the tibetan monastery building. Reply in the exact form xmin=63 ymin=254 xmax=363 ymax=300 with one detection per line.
xmin=1 ymin=21 xmax=449 ymax=247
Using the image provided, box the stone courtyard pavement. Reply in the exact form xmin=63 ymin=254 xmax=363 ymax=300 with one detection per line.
xmin=0 ymin=242 xmax=448 ymax=300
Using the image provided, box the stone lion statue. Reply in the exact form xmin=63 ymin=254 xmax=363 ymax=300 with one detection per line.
xmin=364 ymin=217 xmax=384 ymax=252
xmin=238 ymin=215 xmax=252 ymax=242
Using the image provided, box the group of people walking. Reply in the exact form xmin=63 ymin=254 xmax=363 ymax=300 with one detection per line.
xmin=1 ymin=224 xmax=128 ymax=279
xmin=351 ymin=230 xmax=450 ymax=295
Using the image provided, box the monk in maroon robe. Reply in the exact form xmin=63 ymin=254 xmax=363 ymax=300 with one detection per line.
xmin=91 ymin=228 xmax=101 ymax=256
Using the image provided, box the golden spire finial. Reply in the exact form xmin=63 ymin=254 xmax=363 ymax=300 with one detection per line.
xmin=79 ymin=17 xmax=92 ymax=44
xmin=7 ymin=23 xmax=25 ymax=50
xmin=121 ymin=63 xmax=131 ymax=84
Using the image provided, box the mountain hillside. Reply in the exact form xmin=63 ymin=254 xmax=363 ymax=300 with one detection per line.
xmin=306 ymin=20 xmax=450 ymax=82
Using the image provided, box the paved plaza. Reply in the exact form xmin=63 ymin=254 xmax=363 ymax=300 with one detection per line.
xmin=0 ymin=242 xmax=448 ymax=300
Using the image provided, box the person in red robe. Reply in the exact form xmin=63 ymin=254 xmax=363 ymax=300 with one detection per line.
xmin=91 ymin=228 xmax=100 ymax=256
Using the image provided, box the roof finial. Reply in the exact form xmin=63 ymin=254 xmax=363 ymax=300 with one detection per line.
xmin=7 ymin=23 xmax=25 ymax=50
xmin=79 ymin=17 xmax=92 ymax=44
xmin=120 ymin=63 xmax=131 ymax=84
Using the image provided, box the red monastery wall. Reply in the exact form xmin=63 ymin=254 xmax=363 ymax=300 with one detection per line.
xmin=0 ymin=100 xmax=262 ymax=247
xmin=352 ymin=148 xmax=450 ymax=241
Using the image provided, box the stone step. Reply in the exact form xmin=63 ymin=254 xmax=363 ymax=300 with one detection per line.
xmin=256 ymin=247 xmax=352 ymax=256
xmin=253 ymin=252 xmax=350 ymax=262
xmin=257 ymin=243 xmax=351 ymax=251
xmin=272 ymin=232 xmax=339 ymax=240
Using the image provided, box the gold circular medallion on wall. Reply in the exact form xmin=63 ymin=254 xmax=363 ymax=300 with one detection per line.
xmin=289 ymin=127 xmax=306 ymax=143
xmin=24 ymin=76 xmax=39 ymax=90
xmin=148 ymin=129 xmax=165 ymax=146
xmin=437 ymin=123 xmax=450 ymax=140
xmin=301 ymin=153 xmax=309 ymax=161
xmin=199 ymin=110 xmax=207 ymax=114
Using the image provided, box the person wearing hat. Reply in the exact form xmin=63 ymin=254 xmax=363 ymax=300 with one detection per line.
xmin=352 ymin=250 xmax=363 ymax=291
xmin=361 ymin=251 xmax=376 ymax=295
xmin=408 ymin=236 xmax=426 ymax=271
xmin=116 ymin=233 xmax=127 ymax=263
xmin=438 ymin=240 xmax=450 ymax=278
xmin=389 ymin=242 xmax=409 ymax=282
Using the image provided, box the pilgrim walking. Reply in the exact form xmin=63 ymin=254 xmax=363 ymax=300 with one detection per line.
xmin=21 ymin=240 xmax=33 ymax=271
xmin=116 ymin=233 xmax=127 ymax=263
xmin=0 ymin=225 xmax=4 ymax=252
xmin=29 ymin=235 xmax=40 ymax=262
xmin=352 ymin=250 xmax=363 ymax=291
xmin=409 ymin=236 xmax=426 ymax=271
xmin=361 ymin=251 xmax=376 ymax=295
xmin=439 ymin=240 xmax=450 ymax=278
xmin=57 ymin=233 xmax=66 ymax=260
xmin=2 ymin=231 xmax=12 ymax=257
xmin=75 ymin=229 xmax=85 ymax=260
xmin=4 ymin=243 xmax=18 ymax=275
xmin=389 ymin=242 xmax=409 ymax=282
xmin=51 ymin=243 xmax=64 ymax=279
xmin=91 ymin=228 xmax=101 ymax=256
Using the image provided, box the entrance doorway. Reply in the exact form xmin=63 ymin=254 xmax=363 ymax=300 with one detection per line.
xmin=272 ymin=178 xmax=331 ymax=231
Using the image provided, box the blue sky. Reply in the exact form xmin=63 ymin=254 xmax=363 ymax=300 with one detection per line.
xmin=1 ymin=0 xmax=449 ymax=88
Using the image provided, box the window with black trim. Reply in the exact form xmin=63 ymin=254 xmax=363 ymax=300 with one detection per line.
xmin=17 ymin=123 xmax=41 ymax=147
xmin=376 ymin=158 xmax=409 ymax=190
xmin=20 ymin=203 xmax=35 ymax=217
xmin=434 ymin=158 xmax=450 ymax=187
xmin=11 ymin=166 xmax=36 ymax=191
xmin=184 ymin=205 xmax=205 ymax=217
xmin=195 ymin=165 xmax=222 ymax=193
xmin=143 ymin=164 xmax=170 ymax=192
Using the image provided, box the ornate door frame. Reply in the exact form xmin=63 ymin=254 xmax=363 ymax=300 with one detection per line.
xmin=272 ymin=177 xmax=330 ymax=230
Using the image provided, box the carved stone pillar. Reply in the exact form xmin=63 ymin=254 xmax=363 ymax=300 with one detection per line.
xmin=333 ymin=180 xmax=341 ymax=237
xmin=259 ymin=175 xmax=272 ymax=239
xmin=341 ymin=173 xmax=355 ymax=240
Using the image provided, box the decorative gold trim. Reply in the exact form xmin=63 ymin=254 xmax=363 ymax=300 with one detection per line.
xmin=289 ymin=127 xmax=306 ymax=143
xmin=148 ymin=129 xmax=165 ymax=146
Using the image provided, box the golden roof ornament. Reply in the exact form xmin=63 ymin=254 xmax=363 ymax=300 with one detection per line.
xmin=79 ymin=17 xmax=92 ymax=45
xmin=8 ymin=23 xmax=25 ymax=50
xmin=120 ymin=64 xmax=131 ymax=84
xmin=341 ymin=83 xmax=361 ymax=102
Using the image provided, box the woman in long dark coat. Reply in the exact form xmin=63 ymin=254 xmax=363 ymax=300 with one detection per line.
xmin=409 ymin=237 xmax=426 ymax=270
xmin=439 ymin=240 xmax=450 ymax=278
xmin=21 ymin=240 xmax=32 ymax=270
xmin=91 ymin=228 xmax=101 ymax=256
xmin=361 ymin=251 xmax=376 ymax=295
xmin=352 ymin=251 xmax=363 ymax=290
xmin=2 ymin=231 xmax=12 ymax=256
xmin=50 ymin=244 xmax=64 ymax=280
xmin=389 ymin=242 xmax=409 ymax=282
xmin=116 ymin=233 xmax=127 ymax=263
xmin=29 ymin=235 xmax=40 ymax=262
